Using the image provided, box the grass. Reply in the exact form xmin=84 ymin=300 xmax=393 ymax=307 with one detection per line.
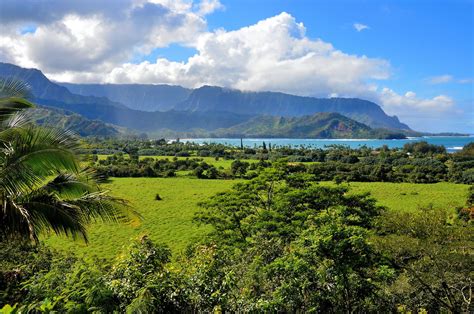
xmin=323 ymin=181 xmax=469 ymax=213
xmin=44 ymin=178 xmax=237 ymax=260
xmin=44 ymin=178 xmax=469 ymax=260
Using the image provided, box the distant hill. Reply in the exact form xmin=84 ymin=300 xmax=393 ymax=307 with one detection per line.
xmin=176 ymin=86 xmax=410 ymax=130
xmin=0 ymin=62 xmax=126 ymax=109
xmin=30 ymin=107 xmax=125 ymax=137
xmin=212 ymin=112 xmax=406 ymax=139
xmin=60 ymin=76 xmax=410 ymax=131
xmin=60 ymin=83 xmax=191 ymax=111
xmin=32 ymin=98 xmax=251 ymax=132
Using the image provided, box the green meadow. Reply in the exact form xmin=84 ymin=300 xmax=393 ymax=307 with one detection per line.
xmin=324 ymin=181 xmax=469 ymax=213
xmin=44 ymin=178 xmax=469 ymax=260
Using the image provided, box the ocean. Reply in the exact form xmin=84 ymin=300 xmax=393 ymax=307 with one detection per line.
xmin=181 ymin=136 xmax=474 ymax=152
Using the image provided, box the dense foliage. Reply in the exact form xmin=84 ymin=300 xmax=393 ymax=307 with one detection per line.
xmin=2 ymin=170 xmax=472 ymax=312
xmin=0 ymin=81 xmax=471 ymax=312
xmin=84 ymin=139 xmax=474 ymax=184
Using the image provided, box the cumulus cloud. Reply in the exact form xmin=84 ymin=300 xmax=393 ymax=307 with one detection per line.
xmin=379 ymin=88 xmax=454 ymax=117
xmin=353 ymin=23 xmax=369 ymax=32
xmin=0 ymin=0 xmax=211 ymax=72
xmin=196 ymin=0 xmax=224 ymax=16
xmin=102 ymin=13 xmax=390 ymax=100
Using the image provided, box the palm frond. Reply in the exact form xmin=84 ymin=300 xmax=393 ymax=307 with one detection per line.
xmin=43 ymin=172 xmax=96 ymax=199
xmin=0 ymin=79 xmax=135 ymax=242
xmin=0 ymin=78 xmax=32 ymax=99
xmin=0 ymin=97 xmax=35 ymax=128
xmin=69 ymin=190 xmax=132 ymax=223
xmin=5 ymin=111 xmax=33 ymax=129
xmin=2 ymin=183 xmax=134 ymax=242
xmin=20 ymin=197 xmax=88 ymax=242
xmin=0 ymin=129 xmax=79 ymax=199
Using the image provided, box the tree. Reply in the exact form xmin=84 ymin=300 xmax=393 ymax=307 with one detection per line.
xmin=0 ymin=78 xmax=130 ymax=242
xmin=230 ymin=159 xmax=249 ymax=177
xmin=192 ymin=170 xmax=392 ymax=311
xmin=375 ymin=207 xmax=474 ymax=312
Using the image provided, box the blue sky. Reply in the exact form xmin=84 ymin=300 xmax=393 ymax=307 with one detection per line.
xmin=1 ymin=0 xmax=472 ymax=132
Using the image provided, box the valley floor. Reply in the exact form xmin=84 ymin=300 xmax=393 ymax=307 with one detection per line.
xmin=44 ymin=177 xmax=469 ymax=260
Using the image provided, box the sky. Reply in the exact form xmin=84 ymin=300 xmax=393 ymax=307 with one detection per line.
xmin=0 ymin=0 xmax=473 ymax=133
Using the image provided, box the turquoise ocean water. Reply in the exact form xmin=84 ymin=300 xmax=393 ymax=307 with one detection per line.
xmin=181 ymin=136 xmax=473 ymax=152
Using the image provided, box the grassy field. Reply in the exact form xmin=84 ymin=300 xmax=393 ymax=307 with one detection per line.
xmin=44 ymin=178 xmax=469 ymax=260
xmin=44 ymin=178 xmax=237 ymax=260
xmin=327 ymin=181 xmax=469 ymax=212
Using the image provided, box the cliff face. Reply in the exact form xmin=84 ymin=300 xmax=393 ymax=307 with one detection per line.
xmin=175 ymin=86 xmax=410 ymax=130
xmin=0 ymin=62 xmax=125 ymax=108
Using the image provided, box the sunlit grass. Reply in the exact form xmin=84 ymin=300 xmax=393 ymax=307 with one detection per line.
xmin=322 ymin=181 xmax=469 ymax=212
xmin=44 ymin=177 xmax=237 ymax=260
xmin=44 ymin=178 xmax=469 ymax=260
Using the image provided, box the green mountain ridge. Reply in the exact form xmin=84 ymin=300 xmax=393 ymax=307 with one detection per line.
xmin=211 ymin=112 xmax=408 ymax=139
xmin=141 ymin=113 xmax=413 ymax=139
xmin=176 ymin=85 xmax=411 ymax=130
xmin=30 ymin=107 xmax=126 ymax=137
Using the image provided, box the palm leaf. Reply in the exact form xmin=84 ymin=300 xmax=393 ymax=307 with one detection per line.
xmin=0 ymin=78 xmax=32 ymax=99
xmin=0 ymin=77 xmax=134 ymax=242
xmin=0 ymin=78 xmax=34 ymax=127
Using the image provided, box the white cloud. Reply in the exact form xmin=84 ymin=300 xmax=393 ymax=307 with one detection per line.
xmin=425 ymin=75 xmax=474 ymax=85
xmin=379 ymin=88 xmax=454 ymax=117
xmin=0 ymin=0 xmax=213 ymax=72
xmin=196 ymin=0 xmax=224 ymax=16
xmin=353 ymin=23 xmax=369 ymax=32
xmin=101 ymin=13 xmax=390 ymax=100
xmin=458 ymin=78 xmax=473 ymax=84
xmin=426 ymin=74 xmax=453 ymax=84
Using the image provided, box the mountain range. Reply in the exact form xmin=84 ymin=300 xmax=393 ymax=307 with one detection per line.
xmin=61 ymin=82 xmax=409 ymax=130
xmin=0 ymin=62 xmax=413 ymax=138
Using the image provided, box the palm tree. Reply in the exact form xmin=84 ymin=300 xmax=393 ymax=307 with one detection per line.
xmin=0 ymin=78 xmax=131 ymax=243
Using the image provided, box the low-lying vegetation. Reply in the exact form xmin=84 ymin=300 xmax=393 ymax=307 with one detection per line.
xmin=85 ymin=139 xmax=474 ymax=184
xmin=2 ymin=171 xmax=473 ymax=312
xmin=1 ymin=84 xmax=472 ymax=312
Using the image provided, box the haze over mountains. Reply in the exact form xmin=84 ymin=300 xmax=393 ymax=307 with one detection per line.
xmin=61 ymin=83 xmax=192 ymax=112
xmin=0 ymin=62 xmax=413 ymax=138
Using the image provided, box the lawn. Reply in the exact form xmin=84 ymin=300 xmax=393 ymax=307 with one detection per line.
xmin=44 ymin=178 xmax=469 ymax=260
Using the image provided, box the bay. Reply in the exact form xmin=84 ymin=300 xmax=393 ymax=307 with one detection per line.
xmin=181 ymin=136 xmax=474 ymax=152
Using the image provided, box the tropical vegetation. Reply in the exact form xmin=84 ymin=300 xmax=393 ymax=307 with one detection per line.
xmin=0 ymin=79 xmax=128 ymax=243
xmin=0 ymin=78 xmax=472 ymax=312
